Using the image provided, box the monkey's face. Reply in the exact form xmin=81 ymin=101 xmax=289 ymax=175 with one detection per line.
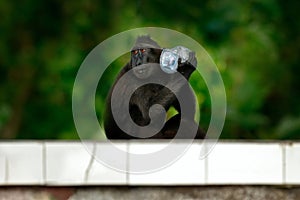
xmin=130 ymin=48 xmax=162 ymax=79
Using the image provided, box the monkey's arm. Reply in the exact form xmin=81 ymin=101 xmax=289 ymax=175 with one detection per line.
xmin=104 ymin=63 xmax=136 ymax=139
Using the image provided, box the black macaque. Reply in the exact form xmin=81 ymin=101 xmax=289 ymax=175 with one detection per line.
xmin=104 ymin=35 xmax=205 ymax=139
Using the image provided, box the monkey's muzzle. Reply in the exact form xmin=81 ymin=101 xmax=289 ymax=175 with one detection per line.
xmin=132 ymin=64 xmax=154 ymax=79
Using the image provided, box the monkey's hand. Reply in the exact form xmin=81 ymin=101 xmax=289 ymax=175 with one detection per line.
xmin=177 ymin=51 xmax=197 ymax=80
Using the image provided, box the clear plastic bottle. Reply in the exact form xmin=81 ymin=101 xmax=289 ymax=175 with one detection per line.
xmin=160 ymin=49 xmax=179 ymax=74
xmin=160 ymin=46 xmax=191 ymax=74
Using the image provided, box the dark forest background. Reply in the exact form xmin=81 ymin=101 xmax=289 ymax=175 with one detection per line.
xmin=0 ymin=0 xmax=299 ymax=140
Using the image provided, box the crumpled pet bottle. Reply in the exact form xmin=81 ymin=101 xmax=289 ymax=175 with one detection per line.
xmin=160 ymin=46 xmax=191 ymax=74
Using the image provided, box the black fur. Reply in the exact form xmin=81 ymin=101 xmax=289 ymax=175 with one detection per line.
xmin=104 ymin=36 xmax=205 ymax=139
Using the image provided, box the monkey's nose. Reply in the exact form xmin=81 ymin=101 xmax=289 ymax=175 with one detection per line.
xmin=136 ymin=58 xmax=142 ymax=66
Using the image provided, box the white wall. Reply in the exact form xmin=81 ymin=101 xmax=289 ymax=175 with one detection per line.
xmin=0 ymin=141 xmax=299 ymax=186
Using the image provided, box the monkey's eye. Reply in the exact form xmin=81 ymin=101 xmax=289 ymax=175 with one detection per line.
xmin=141 ymin=49 xmax=146 ymax=53
xmin=133 ymin=50 xmax=139 ymax=55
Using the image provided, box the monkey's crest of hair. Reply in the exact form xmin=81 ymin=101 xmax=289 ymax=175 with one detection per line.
xmin=132 ymin=35 xmax=161 ymax=50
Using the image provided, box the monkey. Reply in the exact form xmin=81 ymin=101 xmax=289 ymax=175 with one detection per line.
xmin=104 ymin=35 xmax=205 ymax=139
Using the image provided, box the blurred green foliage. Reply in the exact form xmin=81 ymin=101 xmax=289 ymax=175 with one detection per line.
xmin=0 ymin=0 xmax=299 ymax=139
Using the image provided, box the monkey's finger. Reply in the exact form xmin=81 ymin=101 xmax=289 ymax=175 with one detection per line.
xmin=188 ymin=52 xmax=197 ymax=67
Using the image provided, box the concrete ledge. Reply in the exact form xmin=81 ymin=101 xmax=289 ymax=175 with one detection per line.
xmin=1 ymin=186 xmax=300 ymax=200
xmin=0 ymin=141 xmax=299 ymax=186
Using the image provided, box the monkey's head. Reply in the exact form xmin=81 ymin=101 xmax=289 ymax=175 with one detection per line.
xmin=130 ymin=36 xmax=162 ymax=79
